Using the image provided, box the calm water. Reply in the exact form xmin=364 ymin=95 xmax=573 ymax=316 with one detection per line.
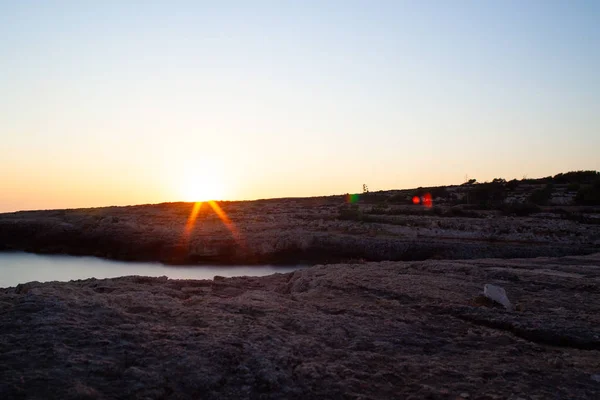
xmin=0 ymin=252 xmax=303 ymax=288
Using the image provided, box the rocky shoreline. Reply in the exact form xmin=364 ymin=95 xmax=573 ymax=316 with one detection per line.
xmin=1 ymin=199 xmax=598 ymax=265
xmin=1 ymin=253 xmax=599 ymax=399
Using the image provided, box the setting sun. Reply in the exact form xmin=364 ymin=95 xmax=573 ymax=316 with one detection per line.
xmin=180 ymin=176 xmax=225 ymax=202
xmin=170 ymin=159 xmax=229 ymax=202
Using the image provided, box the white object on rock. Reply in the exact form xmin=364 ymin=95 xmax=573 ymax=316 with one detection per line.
xmin=483 ymin=284 xmax=514 ymax=311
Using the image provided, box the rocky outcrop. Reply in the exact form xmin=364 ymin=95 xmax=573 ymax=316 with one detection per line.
xmin=0 ymin=199 xmax=598 ymax=264
xmin=1 ymin=254 xmax=599 ymax=399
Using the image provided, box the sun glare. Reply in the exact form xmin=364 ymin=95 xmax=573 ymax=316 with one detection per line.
xmin=179 ymin=175 xmax=225 ymax=202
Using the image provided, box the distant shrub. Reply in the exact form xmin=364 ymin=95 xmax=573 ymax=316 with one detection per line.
xmin=359 ymin=192 xmax=389 ymax=204
xmin=561 ymin=210 xmax=600 ymax=225
xmin=432 ymin=206 xmax=444 ymax=216
xmin=580 ymin=207 xmax=600 ymax=214
xmin=505 ymin=179 xmax=519 ymax=191
xmin=412 ymin=187 xmax=427 ymax=197
xmin=549 ymin=208 xmax=570 ymax=215
xmin=368 ymin=204 xmax=390 ymax=214
xmin=468 ymin=182 xmax=507 ymax=207
xmin=501 ymin=202 xmax=541 ymax=216
xmin=387 ymin=193 xmax=410 ymax=204
xmin=529 ymin=184 xmax=554 ymax=205
xmin=575 ymin=183 xmax=600 ymax=206
xmin=446 ymin=207 xmax=482 ymax=218
xmin=567 ymin=183 xmax=581 ymax=192
xmin=337 ymin=205 xmax=362 ymax=221
xmin=553 ymin=170 xmax=600 ymax=184
xmin=520 ymin=178 xmax=539 ymax=184
xmin=430 ymin=186 xmax=449 ymax=199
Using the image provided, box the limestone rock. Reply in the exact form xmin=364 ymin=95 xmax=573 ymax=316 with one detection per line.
xmin=1 ymin=253 xmax=599 ymax=399
xmin=0 ymin=199 xmax=597 ymax=265
xmin=484 ymin=283 xmax=514 ymax=311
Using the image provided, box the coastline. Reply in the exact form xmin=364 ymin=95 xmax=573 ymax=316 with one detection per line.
xmin=1 ymin=199 xmax=598 ymax=266
xmin=2 ymin=253 xmax=599 ymax=398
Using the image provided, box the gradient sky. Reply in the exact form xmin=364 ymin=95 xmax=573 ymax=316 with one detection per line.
xmin=1 ymin=1 xmax=599 ymax=212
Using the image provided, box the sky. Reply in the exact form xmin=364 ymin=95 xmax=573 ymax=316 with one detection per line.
xmin=1 ymin=0 xmax=599 ymax=212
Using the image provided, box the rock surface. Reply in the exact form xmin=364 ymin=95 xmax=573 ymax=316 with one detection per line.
xmin=0 ymin=198 xmax=598 ymax=265
xmin=1 ymin=253 xmax=599 ymax=399
xmin=483 ymin=284 xmax=514 ymax=311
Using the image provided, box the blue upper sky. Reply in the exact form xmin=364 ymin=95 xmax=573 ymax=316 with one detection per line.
xmin=0 ymin=1 xmax=598 ymax=211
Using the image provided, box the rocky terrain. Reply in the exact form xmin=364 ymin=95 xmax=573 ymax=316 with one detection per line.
xmin=0 ymin=197 xmax=598 ymax=266
xmin=1 ymin=253 xmax=599 ymax=399
xmin=1 ymin=172 xmax=599 ymax=265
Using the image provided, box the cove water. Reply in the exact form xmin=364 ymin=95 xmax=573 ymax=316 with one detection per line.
xmin=0 ymin=252 xmax=303 ymax=288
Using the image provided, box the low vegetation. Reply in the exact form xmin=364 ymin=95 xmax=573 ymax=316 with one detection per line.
xmin=338 ymin=171 xmax=599 ymax=224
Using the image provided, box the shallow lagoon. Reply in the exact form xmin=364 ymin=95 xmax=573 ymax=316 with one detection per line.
xmin=0 ymin=252 xmax=302 ymax=288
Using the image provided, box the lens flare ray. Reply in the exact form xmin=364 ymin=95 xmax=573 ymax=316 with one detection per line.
xmin=184 ymin=201 xmax=203 ymax=236
xmin=207 ymin=200 xmax=241 ymax=241
xmin=181 ymin=200 xmax=244 ymax=251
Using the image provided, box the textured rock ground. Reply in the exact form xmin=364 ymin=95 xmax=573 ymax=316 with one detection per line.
xmin=0 ymin=198 xmax=598 ymax=264
xmin=1 ymin=254 xmax=599 ymax=399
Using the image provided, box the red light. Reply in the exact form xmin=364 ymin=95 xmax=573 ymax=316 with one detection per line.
xmin=412 ymin=196 xmax=420 ymax=205
xmin=423 ymin=193 xmax=432 ymax=208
